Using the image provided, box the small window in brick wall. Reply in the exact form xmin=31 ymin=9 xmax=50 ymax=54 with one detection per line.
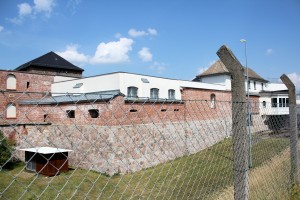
xmin=66 ymin=110 xmax=75 ymax=118
xmin=44 ymin=114 xmax=48 ymax=122
xmin=89 ymin=109 xmax=99 ymax=118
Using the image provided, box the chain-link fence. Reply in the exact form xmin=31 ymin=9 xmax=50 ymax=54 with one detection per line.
xmin=0 ymin=89 xmax=298 ymax=199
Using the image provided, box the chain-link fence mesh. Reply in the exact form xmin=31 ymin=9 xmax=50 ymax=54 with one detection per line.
xmin=0 ymin=91 xmax=298 ymax=199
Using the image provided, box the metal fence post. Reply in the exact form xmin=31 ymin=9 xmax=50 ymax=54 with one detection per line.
xmin=217 ymin=45 xmax=249 ymax=200
xmin=280 ymin=74 xmax=299 ymax=185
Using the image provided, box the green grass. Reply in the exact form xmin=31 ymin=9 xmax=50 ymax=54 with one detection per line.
xmin=0 ymin=137 xmax=290 ymax=199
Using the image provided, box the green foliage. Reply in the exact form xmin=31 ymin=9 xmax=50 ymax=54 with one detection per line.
xmin=0 ymin=131 xmax=12 ymax=167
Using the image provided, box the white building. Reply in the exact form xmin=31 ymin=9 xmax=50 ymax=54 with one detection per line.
xmin=193 ymin=60 xmax=289 ymax=115
xmin=51 ymin=71 xmax=228 ymax=100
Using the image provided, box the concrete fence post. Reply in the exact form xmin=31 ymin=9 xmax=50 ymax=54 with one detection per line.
xmin=280 ymin=74 xmax=299 ymax=185
xmin=217 ymin=45 xmax=249 ymax=200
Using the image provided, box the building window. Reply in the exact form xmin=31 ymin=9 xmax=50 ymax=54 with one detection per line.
xmin=254 ymin=81 xmax=256 ymax=90
xmin=43 ymin=114 xmax=48 ymax=122
xmin=210 ymin=94 xmax=216 ymax=109
xmin=168 ymin=89 xmax=175 ymax=99
xmin=73 ymin=83 xmax=83 ymax=88
xmin=66 ymin=110 xmax=75 ymax=118
xmin=150 ymin=88 xmax=159 ymax=99
xmin=279 ymin=98 xmax=289 ymax=107
xmin=262 ymin=101 xmax=266 ymax=108
xmin=261 ymin=83 xmax=264 ymax=90
xmin=248 ymin=80 xmax=251 ymax=89
xmin=26 ymin=82 xmax=30 ymax=88
xmin=6 ymin=74 xmax=17 ymax=90
xmin=88 ymin=109 xmax=99 ymax=118
xmin=6 ymin=103 xmax=16 ymax=118
xmin=271 ymin=98 xmax=277 ymax=107
xmin=127 ymin=87 xmax=138 ymax=98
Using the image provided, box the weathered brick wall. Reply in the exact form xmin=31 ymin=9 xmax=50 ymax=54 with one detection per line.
xmin=0 ymin=70 xmax=54 ymax=125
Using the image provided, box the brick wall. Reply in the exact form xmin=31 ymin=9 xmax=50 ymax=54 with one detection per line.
xmin=0 ymin=70 xmax=54 ymax=125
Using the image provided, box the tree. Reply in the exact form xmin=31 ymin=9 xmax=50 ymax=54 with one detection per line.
xmin=0 ymin=131 xmax=12 ymax=167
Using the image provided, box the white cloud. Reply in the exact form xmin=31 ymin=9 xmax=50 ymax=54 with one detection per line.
xmin=128 ymin=29 xmax=147 ymax=37
xmin=90 ymin=37 xmax=133 ymax=64
xmin=10 ymin=0 xmax=55 ymax=24
xmin=149 ymin=62 xmax=167 ymax=74
xmin=0 ymin=26 xmax=4 ymax=32
xmin=287 ymin=72 xmax=300 ymax=90
xmin=128 ymin=28 xmax=158 ymax=38
xmin=147 ymin=28 xmax=157 ymax=36
xmin=57 ymin=38 xmax=134 ymax=66
xmin=56 ymin=44 xmax=89 ymax=64
xmin=266 ymin=48 xmax=273 ymax=55
xmin=18 ymin=3 xmax=32 ymax=17
xmin=138 ymin=47 xmax=152 ymax=62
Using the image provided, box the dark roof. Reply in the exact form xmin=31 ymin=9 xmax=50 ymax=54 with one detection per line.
xmin=15 ymin=51 xmax=84 ymax=72
xmin=19 ymin=90 xmax=122 ymax=105
xmin=195 ymin=60 xmax=268 ymax=82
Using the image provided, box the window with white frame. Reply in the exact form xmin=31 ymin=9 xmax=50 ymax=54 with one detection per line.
xmin=210 ymin=94 xmax=216 ymax=109
xmin=254 ymin=81 xmax=256 ymax=90
xmin=127 ymin=86 xmax=138 ymax=98
xmin=6 ymin=103 xmax=16 ymax=118
xmin=262 ymin=101 xmax=266 ymax=108
xmin=150 ymin=88 xmax=159 ymax=99
xmin=271 ymin=98 xmax=277 ymax=107
xmin=279 ymin=98 xmax=289 ymax=107
xmin=168 ymin=89 xmax=175 ymax=99
xmin=6 ymin=74 xmax=17 ymax=90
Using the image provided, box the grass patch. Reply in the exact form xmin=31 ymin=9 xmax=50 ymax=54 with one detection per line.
xmin=0 ymin=137 xmax=289 ymax=199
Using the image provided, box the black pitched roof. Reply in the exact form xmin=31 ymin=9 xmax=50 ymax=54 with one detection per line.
xmin=15 ymin=51 xmax=84 ymax=72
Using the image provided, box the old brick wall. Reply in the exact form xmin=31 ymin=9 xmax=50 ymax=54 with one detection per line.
xmin=0 ymin=70 xmax=54 ymax=126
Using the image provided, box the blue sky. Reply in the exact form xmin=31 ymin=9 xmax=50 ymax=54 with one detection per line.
xmin=0 ymin=0 xmax=300 ymax=89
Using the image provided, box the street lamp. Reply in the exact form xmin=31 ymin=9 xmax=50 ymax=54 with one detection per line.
xmin=240 ymin=39 xmax=252 ymax=168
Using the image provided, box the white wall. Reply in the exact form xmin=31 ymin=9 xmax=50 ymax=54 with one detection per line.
xmin=119 ymin=73 xmax=183 ymax=99
xmin=247 ymin=80 xmax=265 ymax=93
xmin=119 ymin=73 xmax=228 ymax=99
xmin=51 ymin=73 xmax=121 ymax=96
xmin=200 ymin=75 xmax=231 ymax=90
xmin=259 ymin=94 xmax=289 ymax=115
xmin=51 ymin=72 xmax=229 ymax=99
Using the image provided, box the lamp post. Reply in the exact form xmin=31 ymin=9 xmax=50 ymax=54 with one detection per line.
xmin=240 ymin=39 xmax=252 ymax=168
